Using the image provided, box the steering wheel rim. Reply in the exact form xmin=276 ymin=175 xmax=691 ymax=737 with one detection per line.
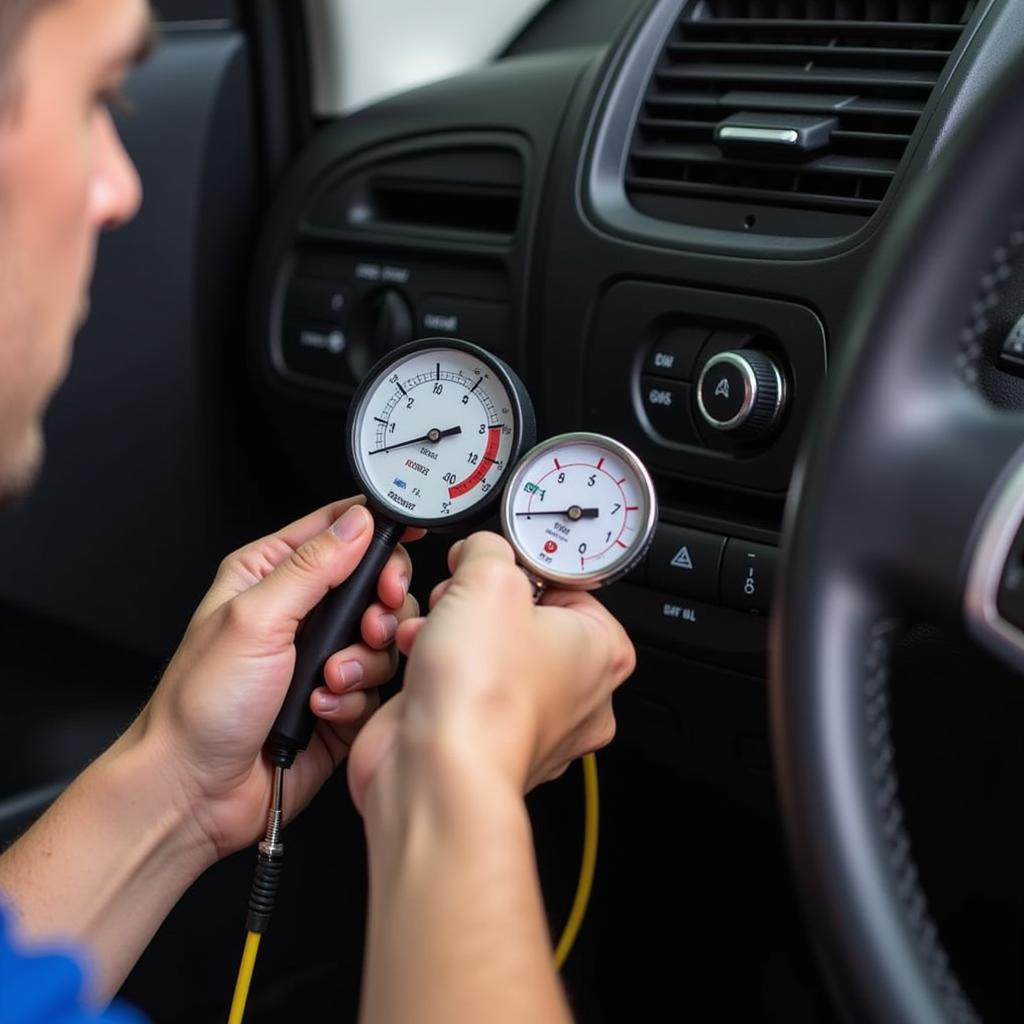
xmin=771 ymin=52 xmax=1024 ymax=1024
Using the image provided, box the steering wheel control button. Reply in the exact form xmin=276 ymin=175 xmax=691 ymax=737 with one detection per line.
xmin=639 ymin=377 xmax=699 ymax=445
xmin=696 ymin=351 xmax=785 ymax=438
xmin=999 ymin=312 xmax=1024 ymax=368
xmin=286 ymin=278 xmax=350 ymax=325
xmin=642 ymin=325 xmax=711 ymax=381
xmin=648 ymin=524 xmax=725 ymax=603
xmin=281 ymin=321 xmax=353 ymax=387
xmin=720 ymin=539 xmax=778 ymax=614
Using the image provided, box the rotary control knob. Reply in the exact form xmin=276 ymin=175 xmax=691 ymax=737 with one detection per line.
xmin=346 ymin=287 xmax=415 ymax=380
xmin=695 ymin=350 xmax=786 ymax=438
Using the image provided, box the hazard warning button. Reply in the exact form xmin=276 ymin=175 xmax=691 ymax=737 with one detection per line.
xmin=648 ymin=524 xmax=725 ymax=603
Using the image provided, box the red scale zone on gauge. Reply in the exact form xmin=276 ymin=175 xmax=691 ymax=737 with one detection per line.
xmin=449 ymin=426 xmax=502 ymax=498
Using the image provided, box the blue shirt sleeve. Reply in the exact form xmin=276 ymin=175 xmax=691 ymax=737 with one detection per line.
xmin=0 ymin=904 xmax=147 ymax=1024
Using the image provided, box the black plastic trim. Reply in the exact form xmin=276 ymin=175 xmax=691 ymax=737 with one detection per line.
xmin=583 ymin=0 xmax=999 ymax=258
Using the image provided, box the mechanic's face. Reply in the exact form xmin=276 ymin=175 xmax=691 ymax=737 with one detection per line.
xmin=0 ymin=0 xmax=150 ymax=502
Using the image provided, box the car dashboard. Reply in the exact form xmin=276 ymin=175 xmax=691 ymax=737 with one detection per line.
xmin=1 ymin=0 xmax=1021 ymax=1020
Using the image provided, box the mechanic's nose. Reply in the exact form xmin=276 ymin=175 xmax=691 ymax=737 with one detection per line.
xmin=90 ymin=110 xmax=143 ymax=231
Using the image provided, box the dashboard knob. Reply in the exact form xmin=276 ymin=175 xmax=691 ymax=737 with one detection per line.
xmin=695 ymin=350 xmax=785 ymax=438
xmin=369 ymin=288 xmax=414 ymax=355
xmin=347 ymin=287 xmax=415 ymax=380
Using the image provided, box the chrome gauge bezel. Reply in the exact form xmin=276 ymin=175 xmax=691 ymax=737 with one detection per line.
xmin=346 ymin=337 xmax=534 ymax=530
xmin=500 ymin=432 xmax=658 ymax=591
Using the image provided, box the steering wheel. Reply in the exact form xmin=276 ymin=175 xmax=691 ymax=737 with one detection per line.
xmin=771 ymin=55 xmax=1024 ymax=1024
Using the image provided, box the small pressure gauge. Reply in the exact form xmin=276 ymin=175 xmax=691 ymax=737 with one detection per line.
xmin=501 ymin=433 xmax=657 ymax=592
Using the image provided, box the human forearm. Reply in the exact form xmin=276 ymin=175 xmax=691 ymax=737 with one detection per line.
xmin=0 ymin=716 xmax=215 ymax=1002
xmin=359 ymin=749 xmax=572 ymax=1024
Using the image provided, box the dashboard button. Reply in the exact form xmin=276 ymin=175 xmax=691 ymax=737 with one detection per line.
xmin=695 ymin=350 xmax=786 ymax=438
xmin=286 ymin=278 xmax=349 ymax=325
xmin=720 ymin=539 xmax=778 ymax=614
xmin=598 ymin=585 xmax=768 ymax=672
xmin=639 ymin=376 xmax=699 ymax=445
xmin=281 ymin=320 xmax=353 ymax=388
xmin=346 ymin=288 xmax=416 ymax=380
xmin=642 ymin=326 xmax=710 ymax=381
xmin=419 ymin=295 xmax=511 ymax=351
xmin=648 ymin=524 xmax=724 ymax=602
xmin=697 ymin=357 xmax=748 ymax=426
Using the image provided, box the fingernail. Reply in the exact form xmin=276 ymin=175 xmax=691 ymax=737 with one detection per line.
xmin=379 ymin=614 xmax=399 ymax=644
xmin=316 ymin=691 xmax=342 ymax=713
xmin=338 ymin=660 xmax=364 ymax=691
xmin=399 ymin=574 xmax=409 ymax=598
xmin=331 ymin=505 xmax=369 ymax=542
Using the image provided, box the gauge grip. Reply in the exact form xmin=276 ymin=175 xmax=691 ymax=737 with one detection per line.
xmin=267 ymin=515 xmax=403 ymax=768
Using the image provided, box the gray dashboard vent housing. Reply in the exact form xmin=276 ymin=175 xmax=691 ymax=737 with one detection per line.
xmin=625 ymin=0 xmax=975 ymax=235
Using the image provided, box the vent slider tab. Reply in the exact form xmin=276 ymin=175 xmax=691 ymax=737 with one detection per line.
xmin=715 ymin=112 xmax=838 ymax=154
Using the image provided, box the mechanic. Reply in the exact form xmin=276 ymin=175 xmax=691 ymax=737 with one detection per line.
xmin=0 ymin=2 xmax=635 ymax=1022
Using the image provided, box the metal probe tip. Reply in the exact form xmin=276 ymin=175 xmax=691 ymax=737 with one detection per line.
xmin=258 ymin=765 xmax=285 ymax=858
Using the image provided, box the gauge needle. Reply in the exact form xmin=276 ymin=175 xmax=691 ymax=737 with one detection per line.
xmin=368 ymin=425 xmax=462 ymax=455
xmin=516 ymin=506 xmax=599 ymax=521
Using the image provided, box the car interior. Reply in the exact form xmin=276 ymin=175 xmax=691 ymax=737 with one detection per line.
xmin=0 ymin=0 xmax=1021 ymax=1020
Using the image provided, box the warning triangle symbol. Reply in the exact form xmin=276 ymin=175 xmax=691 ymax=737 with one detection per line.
xmin=671 ymin=546 xmax=693 ymax=570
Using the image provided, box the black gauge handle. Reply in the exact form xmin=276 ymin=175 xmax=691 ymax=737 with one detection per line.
xmin=267 ymin=514 xmax=404 ymax=768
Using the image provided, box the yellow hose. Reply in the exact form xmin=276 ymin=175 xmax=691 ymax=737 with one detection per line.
xmin=553 ymin=752 xmax=599 ymax=970
xmin=227 ymin=752 xmax=598 ymax=1015
xmin=227 ymin=930 xmax=262 ymax=1024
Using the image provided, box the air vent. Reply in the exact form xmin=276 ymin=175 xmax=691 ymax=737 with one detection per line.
xmin=625 ymin=0 xmax=976 ymax=235
xmin=307 ymin=146 xmax=523 ymax=243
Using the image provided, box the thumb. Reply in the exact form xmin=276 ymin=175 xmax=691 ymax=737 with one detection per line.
xmin=230 ymin=504 xmax=375 ymax=636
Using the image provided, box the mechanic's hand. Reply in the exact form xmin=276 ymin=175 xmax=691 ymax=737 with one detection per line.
xmin=137 ymin=498 xmax=421 ymax=860
xmin=347 ymin=531 xmax=635 ymax=817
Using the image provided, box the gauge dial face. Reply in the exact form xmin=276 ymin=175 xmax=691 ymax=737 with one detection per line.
xmin=351 ymin=344 xmax=520 ymax=525
xmin=501 ymin=433 xmax=657 ymax=590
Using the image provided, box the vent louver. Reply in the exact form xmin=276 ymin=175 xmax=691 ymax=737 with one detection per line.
xmin=625 ymin=0 xmax=975 ymax=234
